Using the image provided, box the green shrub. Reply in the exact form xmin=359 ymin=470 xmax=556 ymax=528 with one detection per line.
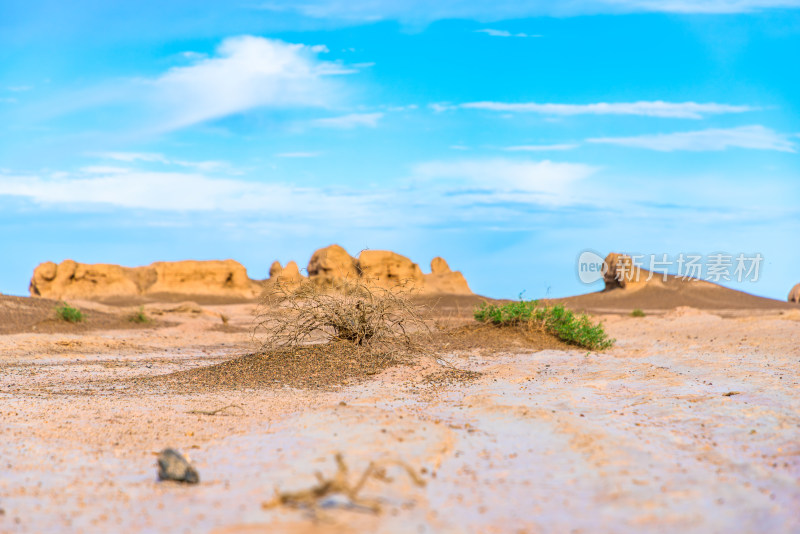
xmin=55 ymin=303 xmax=84 ymax=323
xmin=129 ymin=306 xmax=151 ymax=324
xmin=631 ymin=308 xmax=646 ymax=317
xmin=474 ymin=300 xmax=614 ymax=350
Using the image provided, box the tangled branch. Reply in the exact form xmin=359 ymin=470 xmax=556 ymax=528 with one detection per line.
xmin=253 ymin=277 xmax=430 ymax=356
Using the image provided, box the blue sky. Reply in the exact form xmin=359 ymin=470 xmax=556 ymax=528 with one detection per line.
xmin=1 ymin=0 xmax=799 ymax=300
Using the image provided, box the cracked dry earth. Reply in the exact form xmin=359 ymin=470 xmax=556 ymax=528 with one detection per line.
xmin=1 ymin=302 xmax=799 ymax=533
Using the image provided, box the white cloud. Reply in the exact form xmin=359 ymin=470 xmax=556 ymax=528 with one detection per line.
xmin=0 ymin=169 xmax=381 ymax=217
xmin=94 ymin=152 xmax=228 ymax=171
xmin=475 ymin=29 xmax=540 ymax=38
xmin=80 ymin=166 xmax=131 ymax=174
xmin=461 ymin=100 xmax=756 ymax=119
xmin=142 ymin=36 xmax=355 ymax=131
xmin=254 ymin=0 xmax=800 ymax=23
xmin=386 ymin=104 xmax=418 ymax=112
xmin=588 ymin=125 xmax=796 ymax=152
xmin=504 ymin=144 xmax=579 ymax=152
xmin=276 ymin=152 xmax=321 ymax=158
xmin=604 ymin=0 xmax=800 ymax=13
xmin=429 ymin=103 xmax=456 ymax=113
xmin=96 ymin=152 xmax=169 ymax=164
xmin=0 ymin=157 xmax=599 ymax=220
xmin=179 ymin=51 xmax=207 ymax=60
xmin=310 ymin=112 xmax=383 ymax=129
xmin=412 ymin=158 xmax=598 ymax=204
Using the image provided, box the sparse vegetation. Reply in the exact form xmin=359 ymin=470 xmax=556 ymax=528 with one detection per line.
xmin=129 ymin=306 xmax=151 ymax=324
xmin=55 ymin=302 xmax=84 ymax=323
xmin=254 ymin=277 xmax=429 ymax=357
xmin=473 ymin=300 xmax=614 ymax=350
xmin=631 ymin=308 xmax=646 ymax=317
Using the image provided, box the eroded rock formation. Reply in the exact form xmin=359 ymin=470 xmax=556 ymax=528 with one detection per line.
xmin=31 ymin=245 xmax=474 ymax=300
xmin=603 ymin=253 xmax=650 ymax=291
xmin=267 ymin=261 xmax=305 ymax=285
xmin=267 ymin=245 xmax=472 ymax=295
xmin=424 ymin=257 xmax=472 ymax=295
xmin=789 ymin=283 xmax=800 ymax=303
xmin=358 ymin=250 xmax=425 ymax=289
xmin=30 ymin=259 xmax=261 ymax=300
xmin=307 ymin=244 xmax=359 ymax=281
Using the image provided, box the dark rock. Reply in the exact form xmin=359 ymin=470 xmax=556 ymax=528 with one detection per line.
xmin=157 ymin=448 xmax=199 ymax=484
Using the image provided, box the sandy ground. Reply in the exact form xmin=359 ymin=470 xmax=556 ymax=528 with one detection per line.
xmin=1 ymin=299 xmax=799 ymax=533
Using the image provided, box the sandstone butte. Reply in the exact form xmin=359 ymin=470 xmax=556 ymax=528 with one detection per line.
xmin=789 ymin=282 xmax=800 ymax=303
xmin=29 ymin=244 xmax=472 ymax=300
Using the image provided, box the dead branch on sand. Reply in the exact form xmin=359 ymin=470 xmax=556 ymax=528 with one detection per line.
xmin=253 ymin=277 xmax=430 ymax=358
xmin=262 ymin=453 xmax=426 ymax=514
xmin=187 ymin=404 xmax=245 ymax=416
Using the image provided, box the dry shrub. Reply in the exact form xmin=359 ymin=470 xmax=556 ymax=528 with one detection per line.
xmin=254 ymin=277 xmax=430 ymax=357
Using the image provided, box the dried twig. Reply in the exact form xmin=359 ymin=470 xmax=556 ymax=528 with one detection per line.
xmin=262 ymin=453 xmax=426 ymax=514
xmin=187 ymin=403 xmax=245 ymax=416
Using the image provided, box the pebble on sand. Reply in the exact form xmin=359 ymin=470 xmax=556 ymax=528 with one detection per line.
xmin=157 ymin=448 xmax=199 ymax=484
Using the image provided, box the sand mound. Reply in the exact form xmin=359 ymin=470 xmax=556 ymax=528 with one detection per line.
xmin=554 ymin=275 xmax=793 ymax=314
xmin=146 ymin=344 xmax=396 ymax=391
xmin=663 ymin=306 xmax=720 ymax=319
xmin=550 ymin=251 xmax=794 ymax=315
xmin=142 ymin=321 xmax=567 ymax=392
xmin=30 ymin=259 xmax=262 ymax=301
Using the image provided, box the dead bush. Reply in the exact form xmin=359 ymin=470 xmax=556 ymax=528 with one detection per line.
xmin=253 ymin=277 xmax=430 ymax=357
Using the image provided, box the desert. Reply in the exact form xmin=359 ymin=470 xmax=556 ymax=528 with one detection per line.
xmin=1 ymin=247 xmax=799 ymax=533
xmin=3 ymin=5 xmax=800 ymax=533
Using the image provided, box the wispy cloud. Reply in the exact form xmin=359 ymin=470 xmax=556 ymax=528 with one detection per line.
xmin=275 ymin=152 xmax=321 ymax=158
xmin=504 ymin=144 xmax=579 ymax=152
xmin=310 ymin=112 xmax=383 ymax=129
xmin=608 ymin=0 xmax=800 ymax=14
xmin=0 ymin=169 xmax=382 ymax=218
xmin=588 ymin=125 xmax=796 ymax=152
xmin=254 ymin=0 xmax=800 ymax=24
xmin=0 ymin=157 xmax=599 ymax=217
xmin=94 ymin=152 xmax=228 ymax=171
xmin=429 ymin=103 xmax=455 ymax=113
xmin=80 ymin=166 xmax=131 ymax=174
xmin=412 ymin=158 xmax=598 ymax=205
xmin=460 ymin=101 xmax=756 ymax=119
xmin=475 ymin=29 xmax=540 ymax=38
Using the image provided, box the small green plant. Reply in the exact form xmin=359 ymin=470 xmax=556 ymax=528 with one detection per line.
xmin=474 ymin=300 xmax=614 ymax=350
xmin=129 ymin=306 xmax=151 ymax=324
xmin=631 ymin=308 xmax=646 ymax=318
xmin=55 ymin=302 xmax=84 ymax=323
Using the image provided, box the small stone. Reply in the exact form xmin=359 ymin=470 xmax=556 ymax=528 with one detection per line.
xmin=157 ymin=448 xmax=199 ymax=484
